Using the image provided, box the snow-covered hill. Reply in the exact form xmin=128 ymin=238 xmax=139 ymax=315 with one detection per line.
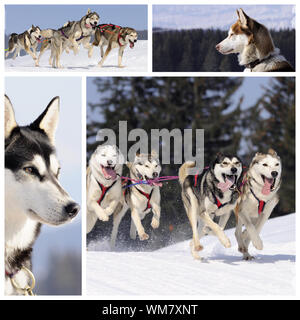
xmin=5 ymin=40 xmax=147 ymax=72
xmin=86 ymin=214 xmax=295 ymax=296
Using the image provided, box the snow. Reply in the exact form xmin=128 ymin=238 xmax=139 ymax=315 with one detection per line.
xmin=86 ymin=214 xmax=295 ymax=296
xmin=5 ymin=40 xmax=147 ymax=72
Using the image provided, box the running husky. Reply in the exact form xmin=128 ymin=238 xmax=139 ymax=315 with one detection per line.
xmin=110 ymin=151 xmax=162 ymax=248
xmin=5 ymin=25 xmax=42 ymax=64
xmin=216 ymin=8 xmax=294 ymax=72
xmin=93 ymin=24 xmax=138 ymax=68
xmin=179 ymin=154 xmax=243 ymax=260
xmin=37 ymin=9 xmax=99 ymax=68
xmin=235 ymin=149 xmax=281 ymax=260
xmin=5 ymin=95 xmax=80 ymax=295
xmin=86 ymin=145 xmax=124 ymax=233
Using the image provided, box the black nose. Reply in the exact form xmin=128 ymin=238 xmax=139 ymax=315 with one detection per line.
xmin=153 ymin=172 xmax=158 ymax=178
xmin=231 ymin=167 xmax=237 ymax=174
xmin=271 ymin=171 xmax=278 ymax=178
xmin=107 ymin=160 xmax=113 ymax=166
xmin=65 ymin=202 xmax=80 ymax=218
xmin=134 ymin=39 xmax=137 ymax=42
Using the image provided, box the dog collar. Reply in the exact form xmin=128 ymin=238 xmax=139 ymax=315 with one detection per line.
xmin=244 ymin=54 xmax=273 ymax=71
xmin=250 ymin=188 xmax=266 ymax=215
xmin=96 ymin=180 xmax=117 ymax=206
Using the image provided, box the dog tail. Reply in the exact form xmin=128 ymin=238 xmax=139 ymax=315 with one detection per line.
xmin=179 ymin=161 xmax=195 ymax=185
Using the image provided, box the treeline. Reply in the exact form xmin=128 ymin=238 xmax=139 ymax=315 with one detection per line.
xmin=87 ymin=77 xmax=295 ymax=250
xmin=153 ymin=28 xmax=295 ymax=72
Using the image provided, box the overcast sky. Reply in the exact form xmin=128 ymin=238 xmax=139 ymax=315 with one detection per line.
xmin=5 ymin=4 xmax=148 ymax=34
xmin=153 ymin=5 xmax=295 ymax=30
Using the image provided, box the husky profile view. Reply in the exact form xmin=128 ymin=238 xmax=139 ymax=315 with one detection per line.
xmin=5 ymin=95 xmax=80 ymax=295
xmin=110 ymin=151 xmax=162 ymax=248
xmin=235 ymin=149 xmax=282 ymax=260
xmin=86 ymin=144 xmax=124 ymax=233
xmin=179 ymin=153 xmax=243 ymax=260
xmin=216 ymin=8 xmax=294 ymax=72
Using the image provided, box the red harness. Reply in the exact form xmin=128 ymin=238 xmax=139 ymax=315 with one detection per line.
xmin=134 ymin=186 xmax=153 ymax=212
xmin=96 ymin=23 xmax=124 ymax=46
xmin=97 ymin=180 xmax=116 ymax=206
xmin=250 ymin=189 xmax=266 ymax=215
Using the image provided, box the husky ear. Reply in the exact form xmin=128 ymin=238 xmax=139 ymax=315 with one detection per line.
xmin=126 ymin=162 xmax=133 ymax=169
xmin=237 ymin=8 xmax=249 ymax=27
xmin=268 ymin=148 xmax=277 ymax=156
xmin=151 ymin=149 xmax=158 ymax=158
xmin=87 ymin=8 xmax=91 ymax=14
xmin=32 ymin=96 xmax=60 ymax=144
xmin=5 ymin=95 xmax=17 ymax=139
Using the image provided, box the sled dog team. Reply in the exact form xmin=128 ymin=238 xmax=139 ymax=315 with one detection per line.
xmin=87 ymin=145 xmax=282 ymax=261
xmin=5 ymin=9 xmax=138 ymax=68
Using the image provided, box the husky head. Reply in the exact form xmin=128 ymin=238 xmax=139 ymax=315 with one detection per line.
xmin=215 ymin=8 xmax=275 ymax=62
xmin=121 ymin=28 xmax=138 ymax=49
xmin=250 ymin=149 xmax=282 ymax=195
xmin=5 ymin=95 xmax=80 ymax=226
xmin=128 ymin=151 xmax=161 ymax=185
xmin=28 ymin=25 xmax=42 ymax=42
xmin=84 ymin=9 xmax=100 ymax=28
xmin=90 ymin=144 xmax=124 ymax=182
xmin=212 ymin=153 xmax=243 ymax=192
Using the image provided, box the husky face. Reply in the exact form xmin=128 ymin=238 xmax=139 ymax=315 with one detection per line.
xmin=213 ymin=153 xmax=242 ymax=190
xmin=29 ymin=25 xmax=42 ymax=42
xmin=250 ymin=149 xmax=282 ymax=195
xmin=92 ymin=144 xmax=124 ymax=181
xmin=5 ymin=95 xmax=80 ymax=226
xmin=124 ymin=28 xmax=138 ymax=48
xmin=85 ymin=12 xmax=100 ymax=28
xmin=131 ymin=151 xmax=161 ymax=182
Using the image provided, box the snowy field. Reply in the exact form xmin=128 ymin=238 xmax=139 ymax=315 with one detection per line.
xmin=5 ymin=40 xmax=147 ymax=72
xmin=86 ymin=214 xmax=295 ymax=297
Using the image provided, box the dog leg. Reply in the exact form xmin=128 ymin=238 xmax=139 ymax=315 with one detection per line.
xmin=36 ymin=41 xmax=49 ymax=67
xmin=86 ymin=210 xmax=98 ymax=234
xmin=131 ymin=208 xmax=148 ymax=240
xmin=200 ymin=211 xmax=231 ymax=248
xmin=100 ymin=44 xmax=104 ymax=58
xmin=13 ymin=47 xmax=21 ymax=60
xmin=98 ymin=44 xmax=112 ymax=67
xmin=235 ymin=216 xmax=254 ymax=260
xmin=151 ymin=202 xmax=161 ymax=229
xmin=130 ymin=220 xmax=137 ymax=240
xmin=118 ymin=47 xmax=125 ymax=68
xmin=110 ymin=203 xmax=127 ymax=249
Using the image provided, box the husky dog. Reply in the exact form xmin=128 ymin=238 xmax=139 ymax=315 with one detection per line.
xmin=93 ymin=24 xmax=138 ymax=68
xmin=216 ymin=8 xmax=294 ymax=72
xmin=110 ymin=151 xmax=162 ymax=248
xmin=86 ymin=145 xmax=124 ymax=233
xmin=5 ymin=25 xmax=42 ymax=64
xmin=37 ymin=9 xmax=99 ymax=68
xmin=5 ymin=95 xmax=80 ymax=295
xmin=235 ymin=149 xmax=282 ymax=260
xmin=179 ymin=154 xmax=243 ymax=260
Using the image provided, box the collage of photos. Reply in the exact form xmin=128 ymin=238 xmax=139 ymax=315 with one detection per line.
xmin=2 ymin=0 xmax=297 ymax=306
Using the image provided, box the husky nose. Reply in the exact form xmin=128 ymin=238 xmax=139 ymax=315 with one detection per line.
xmin=65 ymin=202 xmax=80 ymax=218
xmin=107 ymin=160 xmax=113 ymax=166
xmin=153 ymin=172 xmax=158 ymax=178
xmin=271 ymin=171 xmax=278 ymax=178
xmin=231 ymin=167 xmax=237 ymax=174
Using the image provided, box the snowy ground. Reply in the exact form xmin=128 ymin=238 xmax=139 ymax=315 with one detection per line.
xmin=5 ymin=40 xmax=147 ymax=72
xmin=86 ymin=214 xmax=295 ymax=296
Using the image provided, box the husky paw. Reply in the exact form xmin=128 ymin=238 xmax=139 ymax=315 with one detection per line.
xmin=222 ymin=237 xmax=231 ymax=248
xmin=98 ymin=213 xmax=109 ymax=222
xmin=118 ymin=65 xmax=125 ymax=68
xmin=243 ymin=253 xmax=255 ymax=261
xmin=151 ymin=219 xmax=159 ymax=229
xmin=253 ymin=237 xmax=263 ymax=250
xmin=139 ymin=233 xmax=149 ymax=241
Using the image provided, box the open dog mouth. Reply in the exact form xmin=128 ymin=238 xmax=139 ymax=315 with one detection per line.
xmin=220 ymin=48 xmax=234 ymax=54
xmin=218 ymin=174 xmax=237 ymax=192
xmin=101 ymin=164 xmax=117 ymax=180
xmin=129 ymin=40 xmax=135 ymax=49
xmin=145 ymin=175 xmax=162 ymax=187
xmin=261 ymin=175 xmax=275 ymax=195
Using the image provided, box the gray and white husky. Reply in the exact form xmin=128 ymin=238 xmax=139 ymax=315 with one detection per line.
xmin=5 ymin=25 xmax=42 ymax=64
xmin=235 ymin=149 xmax=282 ymax=260
xmin=86 ymin=144 xmax=124 ymax=234
xmin=110 ymin=151 xmax=162 ymax=248
xmin=5 ymin=95 xmax=80 ymax=295
xmin=179 ymin=153 xmax=243 ymax=260
xmin=216 ymin=8 xmax=294 ymax=72
xmin=37 ymin=9 xmax=99 ymax=68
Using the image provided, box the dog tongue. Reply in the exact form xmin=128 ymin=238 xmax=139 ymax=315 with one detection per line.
xmin=262 ymin=177 xmax=273 ymax=195
xmin=102 ymin=166 xmax=117 ymax=180
xmin=217 ymin=178 xmax=234 ymax=192
xmin=130 ymin=42 xmax=134 ymax=49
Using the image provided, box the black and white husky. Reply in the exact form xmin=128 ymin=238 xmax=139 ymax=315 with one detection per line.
xmin=235 ymin=149 xmax=282 ymax=260
xmin=110 ymin=151 xmax=162 ymax=248
xmin=5 ymin=95 xmax=80 ymax=295
xmin=179 ymin=154 xmax=243 ymax=260
xmin=86 ymin=144 xmax=124 ymax=234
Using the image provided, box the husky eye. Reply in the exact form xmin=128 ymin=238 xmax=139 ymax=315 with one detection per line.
xmin=138 ymin=162 xmax=143 ymax=166
xmin=263 ymin=163 xmax=268 ymax=167
xmin=23 ymin=166 xmax=38 ymax=176
xmin=145 ymin=165 xmax=150 ymax=168
xmin=222 ymin=161 xmax=228 ymax=165
xmin=275 ymin=163 xmax=279 ymax=166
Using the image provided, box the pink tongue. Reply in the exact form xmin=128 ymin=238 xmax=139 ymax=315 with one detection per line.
xmin=102 ymin=166 xmax=117 ymax=180
xmin=217 ymin=178 xmax=234 ymax=192
xmin=262 ymin=178 xmax=273 ymax=195
xmin=130 ymin=42 xmax=134 ymax=48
